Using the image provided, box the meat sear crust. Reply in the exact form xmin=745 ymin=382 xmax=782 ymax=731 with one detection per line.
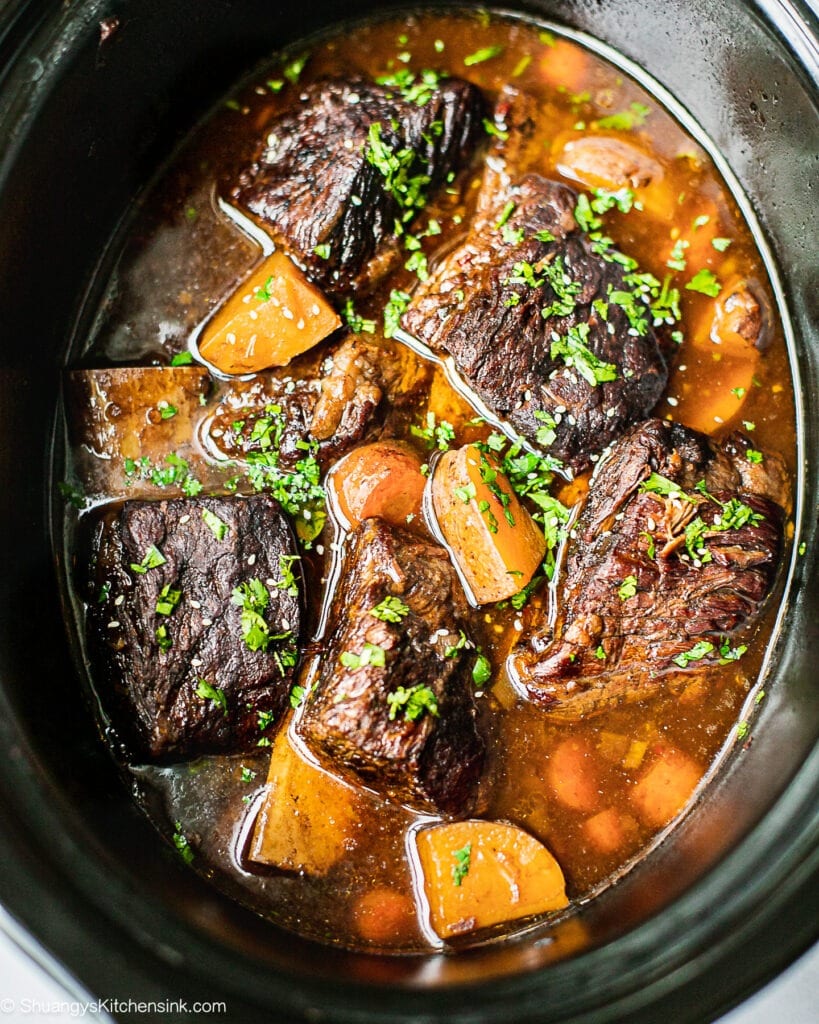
xmin=87 ymin=495 xmax=301 ymax=760
xmin=402 ymin=173 xmax=670 ymax=472
xmin=512 ymin=419 xmax=787 ymax=716
xmin=297 ymin=518 xmax=485 ymax=815
xmin=232 ymin=77 xmax=486 ymax=297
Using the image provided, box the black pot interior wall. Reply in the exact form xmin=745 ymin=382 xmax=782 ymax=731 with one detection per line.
xmin=0 ymin=2 xmax=816 ymax=1022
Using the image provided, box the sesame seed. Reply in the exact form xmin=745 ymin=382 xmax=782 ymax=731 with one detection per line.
xmin=281 ymin=619 xmax=290 ymax=630
xmin=247 ymin=553 xmax=257 ymax=566
xmin=179 ymin=514 xmax=191 ymax=524
xmin=282 ymin=307 xmax=294 ymax=320
xmin=316 ymin=545 xmax=325 ymax=556
xmin=667 ymin=396 xmax=679 ymax=407
xmin=514 ymin=618 xmax=523 ymax=631
xmin=114 ymin=594 xmax=124 ymax=606
xmin=190 ymin=600 xmax=202 ymax=609
xmin=201 ymin=618 xmax=213 ymax=627
xmin=107 ymin=621 xmax=120 ymax=629
xmin=191 ymin=658 xmax=203 ymax=668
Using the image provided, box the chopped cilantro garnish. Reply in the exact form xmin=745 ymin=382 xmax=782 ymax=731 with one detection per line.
xmin=170 ymin=351 xmax=194 ymax=366
xmin=275 ymin=554 xmax=300 ymax=597
xmin=451 ymin=843 xmax=472 ymax=886
xmin=130 ymin=545 xmax=166 ymax=575
xmin=483 ymin=117 xmax=509 ymax=140
xmin=158 ymin=402 xmax=178 ymax=420
xmin=411 ymin=411 xmax=455 ymax=451
xmin=550 ymin=322 xmax=618 ymax=387
xmin=719 ymin=640 xmax=747 ymax=664
xmin=737 ymin=721 xmax=750 ymax=741
xmin=254 ymin=275 xmax=274 ymax=303
xmin=231 ymin=579 xmax=271 ymax=652
xmin=686 ymin=268 xmax=722 ymax=297
xmin=341 ymin=643 xmax=387 ymax=670
xmin=384 ymin=288 xmax=411 ymax=338
xmin=241 ymin=766 xmax=257 ymax=783
xmin=745 ymin=449 xmax=764 ymax=465
xmin=472 ymin=654 xmax=491 ymax=687
xmin=195 ymin=678 xmax=227 ymax=716
xmin=463 ymin=44 xmax=504 ymax=66
xmin=155 ymin=584 xmax=181 ymax=617
xmin=639 ymin=472 xmax=684 ymax=498
xmin=370 ymin=595 xmax=410 ymax=623
xmin=618 ymin=575 xmax=638 ymax=600
xmin=595 ymin=645 xmax=606 ymax=660
xmin=712 ymin=237 xmax=732 ymax=252
xmin=257 ymin=709 xmax=275 ymax=733
xmin=201 ymin=508 xmax=229 ymax=541
xmin=342 ymin=298 xmax=376 ymax=334
xmin=672 ymin=640 xmax=715 ymax=668
xmin=313 ymin=243 xmax=331 ymax=260
xmin=172 ymin=822 xmax=194 ymax=864
xmin=289 ymin=684 xmax=306 ymax=710
xmin=387 ymin=684 xmax=439 ymax=722
xmin=282 ymin=52 xmax=309 ymax=85
xmin=58 ymin=481 xmax=86 ymax=510
xmin=593 ymin=102 xmax=650 ymax=131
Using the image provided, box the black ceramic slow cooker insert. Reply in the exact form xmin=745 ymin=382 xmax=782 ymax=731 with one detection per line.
xmin=0 ymin=1 xmax=816 ymax=1021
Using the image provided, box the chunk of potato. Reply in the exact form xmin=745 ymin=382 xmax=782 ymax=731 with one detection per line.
xmin=537 ymin=38 xmax=588 ymax=92
xmin=431 ymin=444 xmax=546 ymax=604
xmin=415 ymin=820 xmax=568 ymax=940
xmin=583 ymin=808 xmax=630 ymax=855
xmin=630 ymin=746 xmax=702 ymax=828
xmin=198 ymin=250 xmax=340 ymax=375
xmin=64 ymin=366 xmax=219 ymax=499
xmin=327 ymin=441 xmax=427 ymax=530
xmin=249 ymin=724 xmax=361 ymax=875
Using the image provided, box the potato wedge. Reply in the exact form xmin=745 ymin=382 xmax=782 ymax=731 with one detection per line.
xmin=431 ymin=444 xmax=546 ymax=604
xmin=198 ymin=250 xmax=340 ymax=375
xmin=328 ymin=440 xmax=426 ymax=530
xmin=250 ymin=723 xmax=361 ymax=875
xmin=414 ymin=820 xmax=568 ymax=940
xmin=547 ymin=737 xmax=600 ymax=813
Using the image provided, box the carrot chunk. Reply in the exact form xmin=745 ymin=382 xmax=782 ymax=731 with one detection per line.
xmin=198 ymin=251 xmax=340 ymax=375
xmin=583 ymin=808 xmax=625 ymax=854
xmin=352 ymin=887 xmax=417 ymax=945
xmin=328 ymin=441 xmax=427 ymax=530
xmin=537 ymin=38 xmax=588 ymax=92
xmin=431 ymin=444 xmax=546 ymax=604
xmin=630 ymin=746 xmax=702 ymax=828
xmin=547 ymin=737 xmax=600 ymax=813
xmin=415 ymin=820 xmax=568 ymax=940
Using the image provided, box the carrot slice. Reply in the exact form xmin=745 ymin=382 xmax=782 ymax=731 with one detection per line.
xmin=352 ymin=887 xmax=418 ymax=945
xmin=537 ymin=38 xmax=588 ymax=92
xmin=431 ymin=444 xmax=546 ymax=604
xmin=583 ymin=808 xmax=625 ymax=854
xmin=630 ymin=746 xmax=702 ymax=828
xmin=328 ymin=441 xmax=427 ymax=530
xmin=415 ymin=820 xmax=568 ymax=940
xmin=547 ymin=738 xmax=600 ymax=813
xmin=198 ymin=250 xmax=340 ymax=375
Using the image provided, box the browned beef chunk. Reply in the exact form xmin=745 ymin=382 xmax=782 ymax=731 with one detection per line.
xmin=297 ymin=519 xmax=484 ymax=815
xmin=87 ymin=495 xmax=301 ymax=760
xmin=232 ymin=77 xmax=486 ymax=297
xmin=512 ymin=419 xmax=788 ymax=717
xmin=402 ymin=171 xmax=670 ymax=472
xmin=206 ymin=334 xmax=431 ymax=469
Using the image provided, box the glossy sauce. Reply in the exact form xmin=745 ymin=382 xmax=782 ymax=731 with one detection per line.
xmin=66 ymin=10 xmax=795 ymax=953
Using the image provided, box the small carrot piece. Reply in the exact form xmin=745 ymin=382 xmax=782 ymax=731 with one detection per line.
xmin=538 ymin=38 xmax=588 ymax=92
xmin=198 ymin=250 xmax=340 ymax=375
xmin=630 ymin=746 xmax=702 ymax=828
xmin=547 ymin=737 xmax=600 ymax=813
xmin=415 ymin=820 xmax=568 ymax=940
xmin=583 ymin=808 xmax=625 ymax=855
xmin=352 ymin=887 xmax=417 ymax=945
xmin=328 ymin=441 xmax=427 ymax=530
xmin=431 ymin=444 xmax=546 ymax=604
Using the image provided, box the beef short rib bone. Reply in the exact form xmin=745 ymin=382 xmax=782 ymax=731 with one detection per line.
xmin=512 ymin=419 xmax=787 ymax=717
xmin=87 ymin=494 xmax=301 ymax=759
xmin=297 ymin=518 xmax=485 ymax=814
